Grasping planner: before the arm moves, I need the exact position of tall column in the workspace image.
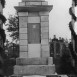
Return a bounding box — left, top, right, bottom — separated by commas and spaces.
40, 12, 49, 57
19, 12, 28, 58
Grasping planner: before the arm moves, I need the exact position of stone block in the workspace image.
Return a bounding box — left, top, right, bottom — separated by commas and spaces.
41, 22, 49, 27
28, 44, 41, 58
41, 16, 49, 22
19, 17, 28, 22
41, 32, 49, 39
11, 75, 22, 77
20, 40, 28, 45
19, 17, 28, 28
42, 1, 48, 5
28, 17, 40, 23
19, 52, 28, 58
39, 12, 49, 16
19, 22, 27, 28
29, 12, 39, 16
41, 45, 50, 52
14, 65, 55, 75
20, 33, 27, 40
20, 45, 28, 52
41, 26, 49, 33
41, 39, 49, 45
16, 57, 48, 65
26, 2, 42, 6
41, 51, 49, 57
19, 2, 26, 6
22, 0, 45, 2
11, 75, 58, 77
18, 12, 28, 16
48, 57, 53, 65
19, 28, 27, 33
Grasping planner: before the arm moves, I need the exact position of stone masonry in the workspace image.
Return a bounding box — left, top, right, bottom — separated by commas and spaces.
11, 0, 58, 77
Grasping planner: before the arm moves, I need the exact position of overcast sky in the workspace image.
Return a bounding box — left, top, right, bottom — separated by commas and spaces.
3, 0, 77, 41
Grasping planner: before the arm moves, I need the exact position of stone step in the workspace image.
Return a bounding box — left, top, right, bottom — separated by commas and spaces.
11, 75, 59, 77
16, 57, 53, 65
14, 65, 55, 75
22, 0, 45, 2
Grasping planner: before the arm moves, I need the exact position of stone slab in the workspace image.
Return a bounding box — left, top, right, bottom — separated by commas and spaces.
28, 17, 40, 23
19, 2, 26, 6
28, 44, 41, 58
19, 28, 27, 33
20, 45, 28, 52
19, 17, 28, 28
41, 45, 50, 52
20, 40, 28, 45
16, 58, 48, 65
42, 2, 48, 5
18, 12, 28, 16
39, 12, 49, 16
28, 12, 39, 16
41, 51, 49, 58
11, 75, 22, 77
20, 33, 27, 40
41, 16, 49, 22
14, 65, 55, 75
20, 52, 28, 58
48, 57, 53, 65
41, 39, 49, 45
11, 75, 59, 77
26, 2, 42, 6
41, 22, 49, 27
41, 27, 49, 33
41, 32, 49, 39
22, 0, 45, 2
19, 17, 28, 22
19, 22, 27, 28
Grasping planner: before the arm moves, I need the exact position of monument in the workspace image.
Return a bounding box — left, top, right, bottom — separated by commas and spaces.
12, 0, 57, 77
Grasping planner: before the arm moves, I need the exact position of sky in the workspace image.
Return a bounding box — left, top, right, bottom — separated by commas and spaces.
3, 0, 77, 41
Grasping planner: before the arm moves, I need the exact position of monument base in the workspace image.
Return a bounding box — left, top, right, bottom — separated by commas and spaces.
14, 65, 55, 75
11, 75, 59, 77
11, 57, 58, 77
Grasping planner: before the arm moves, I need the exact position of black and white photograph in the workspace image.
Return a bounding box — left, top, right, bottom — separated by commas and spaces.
0, 0, 77, 77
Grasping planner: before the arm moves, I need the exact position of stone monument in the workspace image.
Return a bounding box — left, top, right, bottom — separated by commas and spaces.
12, 0, 57, 77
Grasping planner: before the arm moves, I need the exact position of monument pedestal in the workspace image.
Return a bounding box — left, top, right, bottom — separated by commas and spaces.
12, 57, 57, 77
11, 0, 58, 77
14, 57, 55, 76
14, 59, 55, 76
